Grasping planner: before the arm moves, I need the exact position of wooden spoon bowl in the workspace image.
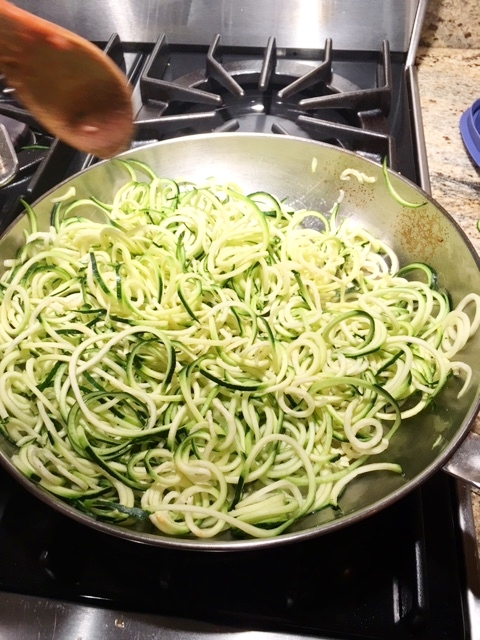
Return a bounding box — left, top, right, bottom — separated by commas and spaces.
0, 0, 134, 158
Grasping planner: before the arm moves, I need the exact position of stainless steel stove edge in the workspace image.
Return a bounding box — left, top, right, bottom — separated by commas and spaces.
407, 0, 429, 69
457, 482, 480, 640
0, 593, 323, 640
406, 65, 431, 193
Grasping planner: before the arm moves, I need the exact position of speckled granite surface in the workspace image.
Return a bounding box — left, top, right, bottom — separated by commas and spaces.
417, 47, 480, 246
421, 0, 480, 48
416, 46, 480, 550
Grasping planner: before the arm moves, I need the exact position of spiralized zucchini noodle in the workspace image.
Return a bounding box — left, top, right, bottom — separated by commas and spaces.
0, 158, 478, 540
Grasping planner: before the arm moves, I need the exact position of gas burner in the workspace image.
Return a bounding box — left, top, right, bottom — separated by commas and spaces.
135, 35, 395, 166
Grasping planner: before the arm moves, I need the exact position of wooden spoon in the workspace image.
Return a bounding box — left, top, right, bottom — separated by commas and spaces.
0, 0, 134, 158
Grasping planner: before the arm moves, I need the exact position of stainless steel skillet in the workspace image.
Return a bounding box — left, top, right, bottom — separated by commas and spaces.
0, 132, 479, 551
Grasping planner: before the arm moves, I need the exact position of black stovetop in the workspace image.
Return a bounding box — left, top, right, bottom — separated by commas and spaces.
0, 464, 467, 639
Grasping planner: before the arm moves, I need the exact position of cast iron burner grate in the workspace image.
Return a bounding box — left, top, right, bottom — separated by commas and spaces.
135, 35, 396, 167
0, 34, 400, 232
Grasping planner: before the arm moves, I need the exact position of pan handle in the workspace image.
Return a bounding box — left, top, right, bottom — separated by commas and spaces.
443, 431, 480, 490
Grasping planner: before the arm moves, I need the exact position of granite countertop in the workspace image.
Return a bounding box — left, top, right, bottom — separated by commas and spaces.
421, 1, 480, 49
416, 46, 480, 549
417, 48, 480, 242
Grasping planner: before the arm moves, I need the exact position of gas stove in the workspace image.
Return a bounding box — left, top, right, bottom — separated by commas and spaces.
0, 2, 479, 639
